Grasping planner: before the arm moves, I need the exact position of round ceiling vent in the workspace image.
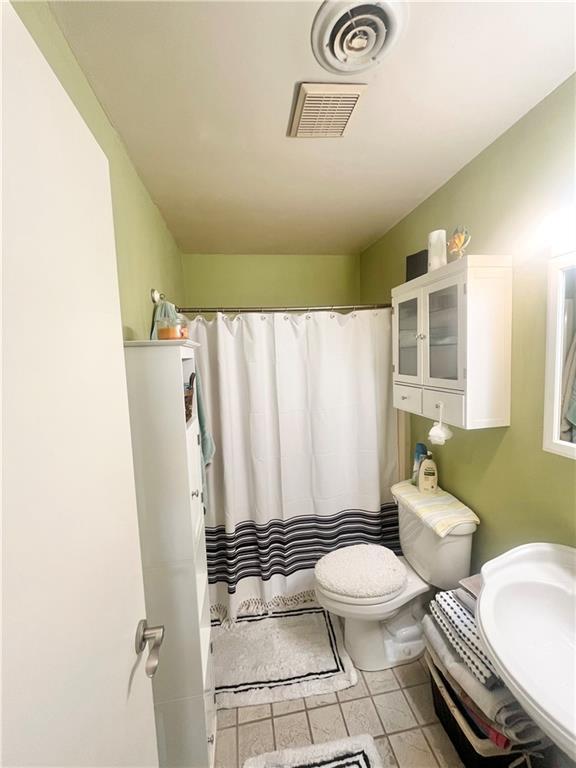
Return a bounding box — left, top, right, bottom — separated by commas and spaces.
311, 1, 406, 74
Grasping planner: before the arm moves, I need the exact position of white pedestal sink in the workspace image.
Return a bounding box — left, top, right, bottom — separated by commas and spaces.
477, 543, 576, 759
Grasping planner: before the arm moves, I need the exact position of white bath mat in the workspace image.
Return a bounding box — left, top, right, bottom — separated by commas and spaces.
243, 734, 384, 768
213, 606, 357, 707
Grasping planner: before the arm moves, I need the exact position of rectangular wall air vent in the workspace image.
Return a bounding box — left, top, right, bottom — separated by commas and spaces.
289, 82, 367, 138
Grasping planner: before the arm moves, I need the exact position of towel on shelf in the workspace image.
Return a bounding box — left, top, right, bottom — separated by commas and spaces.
391, 480, 480, 537
429, 600, 499, 688
423, 615, 549, 747
453, 586, 477, 615
435, 591, 497, 676
423, 615, 513, 718
459, 573, 483, 599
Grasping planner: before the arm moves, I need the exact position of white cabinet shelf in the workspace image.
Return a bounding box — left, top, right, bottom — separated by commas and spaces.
392, 255, 512, 430
124, 341, 216, 768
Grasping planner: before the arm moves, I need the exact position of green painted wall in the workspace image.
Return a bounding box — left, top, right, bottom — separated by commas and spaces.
182, 253, 360, 308
360, 76, 576, 568
14, 2, 184, 340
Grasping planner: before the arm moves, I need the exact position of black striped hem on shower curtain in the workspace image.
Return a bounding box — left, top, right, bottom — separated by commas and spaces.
205, 502, 401, 594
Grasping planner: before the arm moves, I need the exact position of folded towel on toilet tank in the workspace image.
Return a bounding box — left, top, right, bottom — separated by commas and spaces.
391, 481, 480, 537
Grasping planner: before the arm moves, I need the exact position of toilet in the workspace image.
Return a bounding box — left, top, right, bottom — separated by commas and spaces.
314, 493, 478, 671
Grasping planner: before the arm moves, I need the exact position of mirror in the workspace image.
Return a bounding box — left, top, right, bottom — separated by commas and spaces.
543, 252, 576, 459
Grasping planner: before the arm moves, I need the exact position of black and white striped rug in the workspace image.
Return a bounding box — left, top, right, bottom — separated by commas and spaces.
213, 606, 357, 708
242, 735, 384, 768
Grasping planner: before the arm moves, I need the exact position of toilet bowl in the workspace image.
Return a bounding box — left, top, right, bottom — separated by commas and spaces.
316, 554, 430, 670
314, 491, 478, 671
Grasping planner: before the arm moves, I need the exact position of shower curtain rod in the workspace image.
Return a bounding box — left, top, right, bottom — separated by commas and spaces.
151, 289, 391, 314
179, 303, 392, 313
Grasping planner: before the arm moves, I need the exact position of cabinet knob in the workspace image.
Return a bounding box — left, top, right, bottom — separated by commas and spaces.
401, 395, 408, 401
207, 735, 215, 745
191, 489, 200, 498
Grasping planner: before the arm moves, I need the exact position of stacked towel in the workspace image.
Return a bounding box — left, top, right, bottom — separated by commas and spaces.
423, 616, 549, 748
391, 481, 480, 537
429, 591, 500, 688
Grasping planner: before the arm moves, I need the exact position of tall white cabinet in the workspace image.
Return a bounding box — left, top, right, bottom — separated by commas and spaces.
124, 341, 216, 768
392, 255, 513, 429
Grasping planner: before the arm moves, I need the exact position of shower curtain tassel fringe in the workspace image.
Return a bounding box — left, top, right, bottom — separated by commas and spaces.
211, 590, 318, 626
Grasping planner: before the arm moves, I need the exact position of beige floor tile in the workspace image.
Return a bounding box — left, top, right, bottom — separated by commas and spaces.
374, 736, 399, 767
404, 684, 438, 726
307, 703, 348, 743
393, 661, 429, 688
238, 704, 272, 724
337, 675, 369, 702
215, 726, 237, 768
304, 692, 338, 708
217, 708, 237, 730
373, 690, 418, 734
273, 711, 312, 750
238, 719, 274, 765
423, 724, 463, 768
341, 697, 384, 738
389, 729, 439, 768
363, 668, 400, 695
272, 698, 305, 716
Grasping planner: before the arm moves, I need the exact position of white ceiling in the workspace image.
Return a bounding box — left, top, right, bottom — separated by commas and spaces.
51, 1, 575, 255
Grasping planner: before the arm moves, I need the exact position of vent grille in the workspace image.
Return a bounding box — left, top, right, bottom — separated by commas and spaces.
289, 83, 366, 138
311, 1, 407, 75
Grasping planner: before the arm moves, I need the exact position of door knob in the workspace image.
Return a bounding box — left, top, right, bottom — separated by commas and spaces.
135, 619, 165, 678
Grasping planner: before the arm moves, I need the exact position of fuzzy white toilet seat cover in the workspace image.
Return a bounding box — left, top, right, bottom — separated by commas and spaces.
315, 544, 407, 599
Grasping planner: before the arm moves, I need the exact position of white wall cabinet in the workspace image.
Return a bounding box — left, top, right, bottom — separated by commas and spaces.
124, 341, 216, 768
392, 256, 512, 429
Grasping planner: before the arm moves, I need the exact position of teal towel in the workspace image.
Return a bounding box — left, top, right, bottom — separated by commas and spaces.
195, 370, 215, 515
561, 333, 576, 441
196, 370, 215, 467
150, 299, 179, 339
566, 374, 576, 429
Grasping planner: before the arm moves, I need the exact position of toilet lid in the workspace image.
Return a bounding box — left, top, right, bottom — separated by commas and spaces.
314, 544, 407, 600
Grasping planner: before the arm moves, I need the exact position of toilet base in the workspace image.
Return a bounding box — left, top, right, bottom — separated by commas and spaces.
343, 599, 426, 671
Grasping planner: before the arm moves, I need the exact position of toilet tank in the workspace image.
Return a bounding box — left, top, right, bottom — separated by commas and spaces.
398, 499, 477, 590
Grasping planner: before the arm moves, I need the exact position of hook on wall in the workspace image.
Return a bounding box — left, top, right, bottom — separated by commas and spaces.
150, 288, 165, 304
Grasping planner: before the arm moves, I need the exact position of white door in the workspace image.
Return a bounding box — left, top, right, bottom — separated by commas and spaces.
422, 274, 467, 391
2, 5, 158, 766
392, 288, 423, 385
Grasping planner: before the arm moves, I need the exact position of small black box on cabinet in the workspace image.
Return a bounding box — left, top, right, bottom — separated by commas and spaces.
406, 250, 428, 282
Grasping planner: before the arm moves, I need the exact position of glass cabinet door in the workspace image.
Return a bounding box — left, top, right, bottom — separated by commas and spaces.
423, 278, 464, 389
395, 292, 421, 382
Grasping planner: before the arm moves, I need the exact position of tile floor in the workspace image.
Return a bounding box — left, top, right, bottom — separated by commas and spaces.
215, 658, 464, 767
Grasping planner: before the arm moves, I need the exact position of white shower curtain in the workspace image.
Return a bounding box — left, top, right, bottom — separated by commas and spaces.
189, 309, 398, 619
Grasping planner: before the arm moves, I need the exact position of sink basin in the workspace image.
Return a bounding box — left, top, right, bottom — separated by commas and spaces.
477, 543, 576, 758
